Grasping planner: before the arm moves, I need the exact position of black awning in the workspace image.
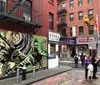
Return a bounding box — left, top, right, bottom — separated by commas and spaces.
0, 12, 42, 29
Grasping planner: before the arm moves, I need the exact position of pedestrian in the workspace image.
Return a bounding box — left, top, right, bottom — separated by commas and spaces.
87, 63, 93, 82
91, 55, 100, 79
80, 53, 85, 67
74, 54, 79, 68
84, 54, 92, 81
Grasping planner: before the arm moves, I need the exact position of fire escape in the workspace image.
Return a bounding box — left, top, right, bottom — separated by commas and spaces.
57, 0, 67, 40
0, 0, 43, 34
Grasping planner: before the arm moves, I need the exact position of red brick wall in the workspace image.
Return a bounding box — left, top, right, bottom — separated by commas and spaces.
65, 0, 99, 37
2, 0, 57, 36
36, 0, 57, 36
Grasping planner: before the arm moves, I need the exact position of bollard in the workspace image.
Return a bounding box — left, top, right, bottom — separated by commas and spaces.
16, 68, 20, 84
33, 65, 36, 78
22, 65, 26, 80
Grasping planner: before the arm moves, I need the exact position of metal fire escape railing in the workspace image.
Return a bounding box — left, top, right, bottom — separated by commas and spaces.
8, 0, 26, 15
5, 0, 43, 34
57, 0, 67, 37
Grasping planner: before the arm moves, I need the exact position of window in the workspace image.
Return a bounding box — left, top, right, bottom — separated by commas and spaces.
62, 28, 66, 36
49, 12, 54, 30
49, 44, 55, 58
61, 15, 66, 23
88, 9, 93, 18
88, 0, 93, 4
78, 0, 83, 6
79, 26, 84, 35
70, 13, 74, 22
62, 2, 66, 9
0, 0, 6, 12
78, 11, 83, 20
69, 0, 74, 8
89, 25, 94, 35
23, 0, 32, 21
70, 27, 72, 37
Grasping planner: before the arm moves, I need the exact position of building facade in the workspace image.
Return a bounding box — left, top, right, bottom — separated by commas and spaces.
0, 0, 57, 78
0, 0, 57, 36
57, 0, 100, 58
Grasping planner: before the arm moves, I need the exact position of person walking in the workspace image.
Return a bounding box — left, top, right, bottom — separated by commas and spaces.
80, 53, 85, 67
91, 55, 100, 79
74, 54, 79, 68
84, 54, 92, 81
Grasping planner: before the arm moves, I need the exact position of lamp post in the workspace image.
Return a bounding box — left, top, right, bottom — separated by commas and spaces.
97, 36, 100, 57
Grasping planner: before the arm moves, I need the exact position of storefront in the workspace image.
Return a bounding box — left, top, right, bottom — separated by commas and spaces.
59, 37, 76, 58
48, 31, 60, 68
76, 36, 97, 56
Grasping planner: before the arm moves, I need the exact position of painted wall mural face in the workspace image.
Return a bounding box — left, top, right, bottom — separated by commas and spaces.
0, 31, 47, 78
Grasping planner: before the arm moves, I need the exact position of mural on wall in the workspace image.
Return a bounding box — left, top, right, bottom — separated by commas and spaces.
0, 30, 47, 78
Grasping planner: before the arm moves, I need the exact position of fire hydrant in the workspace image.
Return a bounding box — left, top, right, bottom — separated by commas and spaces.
22, 65, 26, 80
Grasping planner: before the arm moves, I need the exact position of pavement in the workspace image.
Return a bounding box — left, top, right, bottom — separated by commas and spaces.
0, 66, 72, 85
31, 69, 100, 85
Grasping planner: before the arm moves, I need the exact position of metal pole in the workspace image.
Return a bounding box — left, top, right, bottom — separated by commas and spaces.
16, 68, 20, 84
33, 66, 36, 78
98, 37, 100, 57
97, 0, 100, 58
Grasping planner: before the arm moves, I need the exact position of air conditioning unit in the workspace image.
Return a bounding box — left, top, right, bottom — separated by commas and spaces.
23, 14, 31, 21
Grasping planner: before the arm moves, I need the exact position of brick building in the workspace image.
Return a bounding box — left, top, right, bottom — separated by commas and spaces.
0, 0, 57, 36
57, 0, 100, 58
0, 0, 57, 78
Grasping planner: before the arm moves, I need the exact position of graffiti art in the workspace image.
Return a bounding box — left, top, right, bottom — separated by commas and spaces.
0, 30, 47, 78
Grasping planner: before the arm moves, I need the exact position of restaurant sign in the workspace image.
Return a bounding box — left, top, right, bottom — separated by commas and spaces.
77, 37, 97, 44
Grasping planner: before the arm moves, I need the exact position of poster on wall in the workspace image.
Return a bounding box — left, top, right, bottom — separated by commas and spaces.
0, 30, 47, 79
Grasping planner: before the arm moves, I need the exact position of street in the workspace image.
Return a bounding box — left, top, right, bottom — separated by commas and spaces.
30, 61, 100, 85
31, 69, 100, 85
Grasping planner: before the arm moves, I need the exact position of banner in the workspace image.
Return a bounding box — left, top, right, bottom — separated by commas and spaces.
94, 15, 99, 35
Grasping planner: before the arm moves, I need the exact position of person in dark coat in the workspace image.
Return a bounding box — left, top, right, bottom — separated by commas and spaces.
91, 55, 100, 79
74, 54, 79, 68
80, 53, 85, 67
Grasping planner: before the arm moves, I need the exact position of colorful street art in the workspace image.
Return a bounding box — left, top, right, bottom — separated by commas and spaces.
0, 30, 47, 78
31, 70, 100, 85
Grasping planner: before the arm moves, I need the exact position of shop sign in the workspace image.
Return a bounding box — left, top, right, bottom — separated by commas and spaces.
59, 38, 76, 45
66, 38, 76, 45
49, 32, 60, 42
77, 37, 97, 44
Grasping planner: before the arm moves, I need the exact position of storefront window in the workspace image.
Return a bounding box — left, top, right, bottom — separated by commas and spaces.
49, 44, 55, 58
62, 45, 67, 52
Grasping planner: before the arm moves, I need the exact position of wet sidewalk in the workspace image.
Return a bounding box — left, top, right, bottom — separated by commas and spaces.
0, 66, 72, 85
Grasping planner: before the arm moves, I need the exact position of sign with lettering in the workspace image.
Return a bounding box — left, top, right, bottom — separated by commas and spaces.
59, 38, 76, 45
49, 31, 60, 42
77, 37, 97, 44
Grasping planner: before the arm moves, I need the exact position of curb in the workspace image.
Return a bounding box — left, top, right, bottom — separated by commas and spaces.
19, 66, 72, 85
